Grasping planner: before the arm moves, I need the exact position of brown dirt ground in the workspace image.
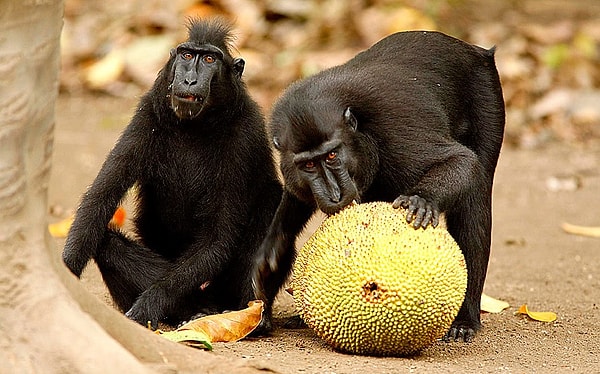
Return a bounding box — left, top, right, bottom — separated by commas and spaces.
50, 93, 600, 373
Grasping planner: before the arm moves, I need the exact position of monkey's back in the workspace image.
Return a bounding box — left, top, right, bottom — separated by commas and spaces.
368, 31, 502, 154
285, 30, 505, 173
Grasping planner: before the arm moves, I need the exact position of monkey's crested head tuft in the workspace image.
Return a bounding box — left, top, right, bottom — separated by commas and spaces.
186, 17, 236, 55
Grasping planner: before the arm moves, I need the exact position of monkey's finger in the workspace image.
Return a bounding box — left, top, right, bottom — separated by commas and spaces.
405, 209, 415, 223
453, 326, 474, 342
420, 209, 434, 229
463, 328, 475, 343
391, 195, 409, 209
408, 195, 426, 225
442, 326, 462, 342
443, 325, 475, 343
412, 207, 428, 228
442, 327, 454, 342
432, 211, 440, 228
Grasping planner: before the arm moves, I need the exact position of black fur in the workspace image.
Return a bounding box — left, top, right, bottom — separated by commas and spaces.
62, 18, 282, 328
253, 31, 505, 341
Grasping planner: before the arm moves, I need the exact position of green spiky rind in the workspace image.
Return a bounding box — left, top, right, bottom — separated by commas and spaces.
293, 202, 467, 356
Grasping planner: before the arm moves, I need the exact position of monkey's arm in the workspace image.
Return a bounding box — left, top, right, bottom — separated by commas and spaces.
392, 143, 481, 229
62, 120, 146, 277
253, 191, 314, 300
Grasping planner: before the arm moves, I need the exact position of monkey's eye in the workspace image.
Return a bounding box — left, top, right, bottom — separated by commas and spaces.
202, 54, 216, 63
326, 151, 337, 161
305, 161, 315, 169
181, 52, 194, 61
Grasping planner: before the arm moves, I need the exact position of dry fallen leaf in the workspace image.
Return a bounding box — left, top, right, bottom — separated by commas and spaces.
480, 293, 510, 313
84, 49, 125, 89
156, 329, 213, 350
110, 206, 126, 228
516, 304, 557, 322
158, 300, 264, 349
561, 222, 600, 238
180, 300, 263, 342
48, 215, 74, 238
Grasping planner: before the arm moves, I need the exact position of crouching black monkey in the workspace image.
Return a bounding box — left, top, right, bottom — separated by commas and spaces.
62, 18, 282, 328
253, 31, 505, 342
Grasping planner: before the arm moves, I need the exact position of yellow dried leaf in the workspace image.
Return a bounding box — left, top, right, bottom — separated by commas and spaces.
156, 329, 212, 350
48, 215, 74, 238
84, 49, 125, 89
517, 304, 557, 322
561, 222, 600, 238
386, 7, 437, 34
178, 300, 263, 343
480, 293, 509, 313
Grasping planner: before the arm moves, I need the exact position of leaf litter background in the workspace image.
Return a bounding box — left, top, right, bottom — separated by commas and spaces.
51, 0, 600, 373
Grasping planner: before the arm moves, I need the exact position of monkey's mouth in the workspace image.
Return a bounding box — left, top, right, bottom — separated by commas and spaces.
175, 93, 204, 104
171, 92, 207, 119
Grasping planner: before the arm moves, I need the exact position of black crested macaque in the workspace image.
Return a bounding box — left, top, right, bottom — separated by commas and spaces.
253, 31, 505, 342
62, 18, 282, 328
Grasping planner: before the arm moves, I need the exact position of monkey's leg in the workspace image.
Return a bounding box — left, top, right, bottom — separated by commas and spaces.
94, 230, 171, 313
443, 182, 492, 342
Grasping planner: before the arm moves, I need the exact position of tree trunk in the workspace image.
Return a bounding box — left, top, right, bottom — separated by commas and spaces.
0, 1, 271, 373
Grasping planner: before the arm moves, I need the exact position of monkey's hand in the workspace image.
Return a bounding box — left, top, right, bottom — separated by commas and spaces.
62, 246, 86, 277
125, 286, 167, 330
392, 194, 440, 229
252, 235, 282, 302
62, 234, 95, 277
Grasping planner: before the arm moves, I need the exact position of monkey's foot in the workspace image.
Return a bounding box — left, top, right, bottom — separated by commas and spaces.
442, 322, 477, 343
282, 314, 307, 329
250, 314, 273, 337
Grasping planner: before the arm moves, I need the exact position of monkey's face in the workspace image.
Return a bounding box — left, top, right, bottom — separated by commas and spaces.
274, 106, 361, 215
168, 43, 223, 120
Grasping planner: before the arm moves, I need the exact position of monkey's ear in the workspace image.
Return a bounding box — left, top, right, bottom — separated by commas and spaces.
233, 58, 245, 78
344, 107, 358, 131
273, 136, 282, 150
170, 48, 176, 58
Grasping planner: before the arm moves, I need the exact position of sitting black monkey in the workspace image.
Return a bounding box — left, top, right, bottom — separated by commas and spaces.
253, 31, 505, 342
62, 18, 282, 328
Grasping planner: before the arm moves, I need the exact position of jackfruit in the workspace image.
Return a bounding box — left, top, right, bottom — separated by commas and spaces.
293, 201, 467, 356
